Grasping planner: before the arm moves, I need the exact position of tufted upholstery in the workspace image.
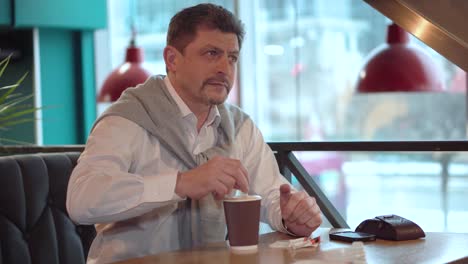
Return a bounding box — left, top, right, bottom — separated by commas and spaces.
0, 152, 96, 264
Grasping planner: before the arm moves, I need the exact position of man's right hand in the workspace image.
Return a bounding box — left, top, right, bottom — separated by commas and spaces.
174, 156, 249, 200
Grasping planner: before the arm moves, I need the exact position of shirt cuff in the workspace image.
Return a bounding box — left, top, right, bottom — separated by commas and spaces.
142, 169, 185, 202
281, 218, 300, 237
270, 204, 298, 236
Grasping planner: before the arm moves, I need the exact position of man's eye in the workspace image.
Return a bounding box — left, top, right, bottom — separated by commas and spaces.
207, 50, 218, 56
229, 55, 238, 63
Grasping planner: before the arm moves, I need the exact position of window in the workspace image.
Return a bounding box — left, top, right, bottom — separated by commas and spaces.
103, 0, 234, 82
239, 0, 464, 142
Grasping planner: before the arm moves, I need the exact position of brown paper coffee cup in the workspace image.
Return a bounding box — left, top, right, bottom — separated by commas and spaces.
223, 195, 262, 253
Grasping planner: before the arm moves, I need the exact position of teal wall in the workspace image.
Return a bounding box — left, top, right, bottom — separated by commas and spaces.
0, 0, 106, 145
39, 29, 97, 144
78, 31, 97, 139
0, 28, 99, 145
39, 29, 78, 144
14, 0, 106, 29
0, 0, 11, 25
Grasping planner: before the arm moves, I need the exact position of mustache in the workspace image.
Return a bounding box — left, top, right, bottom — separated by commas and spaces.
203, 76, 231, 89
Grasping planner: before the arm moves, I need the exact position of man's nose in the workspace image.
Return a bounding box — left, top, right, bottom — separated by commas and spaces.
216, 55, 231, 74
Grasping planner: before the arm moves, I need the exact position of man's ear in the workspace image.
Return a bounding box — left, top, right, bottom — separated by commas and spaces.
164, 46, 178, 72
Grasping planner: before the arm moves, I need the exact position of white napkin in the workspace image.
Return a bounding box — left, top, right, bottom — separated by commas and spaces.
269, 237, 320, 250
318, 241, 367, 263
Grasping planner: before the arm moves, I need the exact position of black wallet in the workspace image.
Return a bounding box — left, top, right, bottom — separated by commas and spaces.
355, 214, 425, 241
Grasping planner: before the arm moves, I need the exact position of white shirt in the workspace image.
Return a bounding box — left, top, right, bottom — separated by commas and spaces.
66, 77, 291, 264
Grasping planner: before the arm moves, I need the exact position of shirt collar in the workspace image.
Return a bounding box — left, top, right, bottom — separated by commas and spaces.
164, 77, 192, 118
207, 104, 221, 127
164, 76, 221, 127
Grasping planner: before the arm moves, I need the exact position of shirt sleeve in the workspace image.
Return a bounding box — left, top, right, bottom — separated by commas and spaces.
237, 119, 296, 233
66, 116, 184, 225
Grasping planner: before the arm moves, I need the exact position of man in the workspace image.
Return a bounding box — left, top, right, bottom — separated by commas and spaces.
67, 3, 322, 263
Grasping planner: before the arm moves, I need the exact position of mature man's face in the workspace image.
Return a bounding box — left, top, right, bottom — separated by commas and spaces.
171, 28, 239, 109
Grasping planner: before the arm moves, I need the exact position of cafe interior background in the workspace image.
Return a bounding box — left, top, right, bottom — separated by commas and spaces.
1, 0, 467, 234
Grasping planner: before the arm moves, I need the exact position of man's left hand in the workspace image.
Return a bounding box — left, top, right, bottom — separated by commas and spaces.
279, 184, 322, 237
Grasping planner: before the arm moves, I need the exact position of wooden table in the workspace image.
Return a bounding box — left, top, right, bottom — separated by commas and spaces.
114, 229, 468, 264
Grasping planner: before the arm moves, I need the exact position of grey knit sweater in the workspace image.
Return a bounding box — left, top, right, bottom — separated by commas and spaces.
93, 75, 250, 248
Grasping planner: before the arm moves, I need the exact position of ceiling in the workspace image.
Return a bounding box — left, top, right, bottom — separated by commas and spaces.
364, 0, 468, 72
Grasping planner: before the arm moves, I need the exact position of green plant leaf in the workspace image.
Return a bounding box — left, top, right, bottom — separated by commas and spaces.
0, 117, 36, 129
0, 54, 12, 78
0, 84, 20, 91
0, 107, 41, 122
0, 104, 33, 115
0, 72, 28, 104
0, 94, 34, 114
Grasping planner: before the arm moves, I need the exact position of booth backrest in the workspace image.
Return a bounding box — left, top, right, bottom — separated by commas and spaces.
0, 152, 96, 264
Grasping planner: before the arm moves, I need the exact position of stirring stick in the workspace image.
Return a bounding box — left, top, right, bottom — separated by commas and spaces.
227, 189, 248, 198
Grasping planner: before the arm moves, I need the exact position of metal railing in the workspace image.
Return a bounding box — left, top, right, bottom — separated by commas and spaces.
3, 140, 468, 229
269, 140, 468, 229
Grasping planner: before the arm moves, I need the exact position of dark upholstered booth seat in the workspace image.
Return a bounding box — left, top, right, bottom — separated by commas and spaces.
0, 152, 96, 264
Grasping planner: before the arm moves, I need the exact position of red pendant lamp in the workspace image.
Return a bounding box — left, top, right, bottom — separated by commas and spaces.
356, 23, 444, 93
98, 29, 151, 102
